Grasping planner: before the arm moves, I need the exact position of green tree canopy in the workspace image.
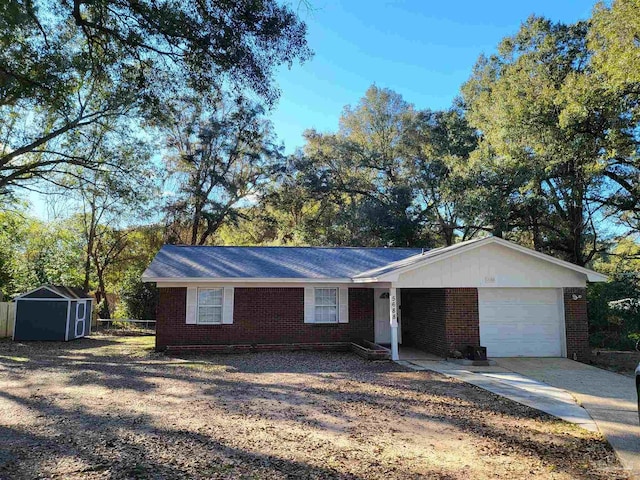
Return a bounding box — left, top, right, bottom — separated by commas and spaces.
162, 94, 283, 245
462, 16, 639, 265
0, 0, 311, 194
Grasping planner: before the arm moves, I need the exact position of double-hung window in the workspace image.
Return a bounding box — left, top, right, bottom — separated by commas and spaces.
314, 287, 338, 323
197, 288, 223, 324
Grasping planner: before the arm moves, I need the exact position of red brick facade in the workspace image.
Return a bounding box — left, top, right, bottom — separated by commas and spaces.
156, 287, 373, 350
157, 285, 589, 361
444, 288, 481, 354
401, 288, 446, 354
400, 288, 480, 357
563, 287, 590, 363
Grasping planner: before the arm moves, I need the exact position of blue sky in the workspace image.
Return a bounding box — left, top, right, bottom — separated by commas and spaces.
270, 0, 595, 154
28, 0, 595, 218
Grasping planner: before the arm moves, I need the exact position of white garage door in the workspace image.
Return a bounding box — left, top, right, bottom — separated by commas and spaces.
479, 288, 564, 357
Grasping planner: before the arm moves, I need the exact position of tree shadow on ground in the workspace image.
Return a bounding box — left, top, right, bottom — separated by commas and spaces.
0, 338, 624, 479
0, 390, 466, 480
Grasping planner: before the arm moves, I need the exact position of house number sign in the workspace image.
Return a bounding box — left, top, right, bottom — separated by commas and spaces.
390, 294, 397, 323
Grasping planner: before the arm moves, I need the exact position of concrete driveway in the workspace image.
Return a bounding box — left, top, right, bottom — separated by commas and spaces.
496, 358, 640, 478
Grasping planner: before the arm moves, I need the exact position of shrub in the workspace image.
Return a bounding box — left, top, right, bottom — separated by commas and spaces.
118, 268, 158, 320
588, 272, 640, 350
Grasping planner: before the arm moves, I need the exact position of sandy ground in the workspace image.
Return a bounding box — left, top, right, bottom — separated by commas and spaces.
0, 335, 627, 479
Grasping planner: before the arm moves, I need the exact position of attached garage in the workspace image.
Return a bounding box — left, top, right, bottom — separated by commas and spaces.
355, 236, 608, 361
478, 288, 565, 357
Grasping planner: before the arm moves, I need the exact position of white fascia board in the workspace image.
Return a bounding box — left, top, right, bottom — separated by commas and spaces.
15, 298, 72, 302
352, 276, 396, 283
358, 237, 608, 283
14, 297, 93, 302
14, 285, 67, 300
146, 277, 354, 285
155, 280, 395, 288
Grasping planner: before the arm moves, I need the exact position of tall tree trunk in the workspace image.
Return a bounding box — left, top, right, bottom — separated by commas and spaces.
441, 223, 455, 246
190, 202, 202, 245
83, 198, 97, 291
568, 164, 586, 267
96, 268, 110, 319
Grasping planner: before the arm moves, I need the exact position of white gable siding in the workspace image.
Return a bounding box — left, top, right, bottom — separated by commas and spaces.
394, 242, 587, 288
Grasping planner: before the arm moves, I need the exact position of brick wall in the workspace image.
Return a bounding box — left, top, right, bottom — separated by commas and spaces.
156, 287, 373, 350
444, 288, 480, 353
564, 287, 590, 363
401, 289, 447, 355
400, 288, 479, 357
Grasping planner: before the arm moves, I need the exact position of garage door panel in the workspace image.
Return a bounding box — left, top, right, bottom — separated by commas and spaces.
479, 288, 564, 357
480, 288, 559, 304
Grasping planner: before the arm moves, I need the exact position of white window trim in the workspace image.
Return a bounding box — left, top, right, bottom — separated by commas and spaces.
197, 287, 224, 325
76, 300, 87, 322
314, 287, 338, 324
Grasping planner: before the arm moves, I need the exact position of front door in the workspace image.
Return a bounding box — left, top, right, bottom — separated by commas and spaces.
374, 289, 390, 344
374, 289, 401, 344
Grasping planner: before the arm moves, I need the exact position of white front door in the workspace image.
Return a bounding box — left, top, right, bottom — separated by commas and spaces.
479, 288, 564, 357
374, 289, 401, 344
374, 289, 390, 344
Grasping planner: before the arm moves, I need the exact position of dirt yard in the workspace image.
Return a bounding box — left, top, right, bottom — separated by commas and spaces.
0, 335, 627, 479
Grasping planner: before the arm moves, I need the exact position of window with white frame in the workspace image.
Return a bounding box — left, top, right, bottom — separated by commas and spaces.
197, 288, 223, 324
314, 287, 338, 323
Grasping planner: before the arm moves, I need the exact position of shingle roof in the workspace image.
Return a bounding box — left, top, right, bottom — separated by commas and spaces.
18, 285, 90, 300
48, 285, 89, 299
143, 246, 424, 280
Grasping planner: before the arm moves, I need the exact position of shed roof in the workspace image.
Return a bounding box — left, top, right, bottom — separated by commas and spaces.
142, 246, 423, 281
17, 285, 90, 300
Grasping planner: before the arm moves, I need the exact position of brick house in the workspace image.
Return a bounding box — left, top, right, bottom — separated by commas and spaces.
142, 237, 606, 362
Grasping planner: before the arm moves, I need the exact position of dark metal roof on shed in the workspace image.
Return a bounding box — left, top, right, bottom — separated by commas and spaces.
18, 285, 89, 300
47, 285, 89, 299
142, 246, 424, 280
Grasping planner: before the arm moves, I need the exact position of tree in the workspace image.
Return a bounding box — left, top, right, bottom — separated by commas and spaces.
588, 237, 640, 349
408, 107, 479, 245
589, 0, 640, 87
291, 86, 427, 247
42, 120, 158, 317
260, 86, 482, 248
0, 0, 311, 194
0, 206, 28, 299
118, 267, 158, 320
461, 17, 639, 265
163, 95, 283, 245
588, 0, 640, 233
89, 226, 129, 317
10, 216, 86, 294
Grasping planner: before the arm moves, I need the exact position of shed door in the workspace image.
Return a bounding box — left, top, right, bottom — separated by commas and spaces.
75, 300, 87, 338
479, 288, 564, 357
